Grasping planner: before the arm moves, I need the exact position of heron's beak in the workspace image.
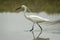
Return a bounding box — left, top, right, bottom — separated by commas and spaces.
16, 7, 21, 11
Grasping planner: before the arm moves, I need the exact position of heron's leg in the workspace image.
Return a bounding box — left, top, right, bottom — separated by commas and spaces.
36, 23, 42, 37
30, 23, 34, 31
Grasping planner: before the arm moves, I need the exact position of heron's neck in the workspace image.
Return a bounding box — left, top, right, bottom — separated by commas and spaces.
24, 7, 28, 18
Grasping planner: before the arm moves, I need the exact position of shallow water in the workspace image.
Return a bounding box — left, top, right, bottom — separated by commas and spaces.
0, 12, 60, 40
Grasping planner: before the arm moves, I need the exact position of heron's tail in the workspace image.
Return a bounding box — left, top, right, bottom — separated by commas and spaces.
45, 20, 60, 25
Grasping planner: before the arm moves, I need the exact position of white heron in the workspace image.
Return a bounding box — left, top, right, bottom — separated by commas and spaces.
16, 5, 50, 35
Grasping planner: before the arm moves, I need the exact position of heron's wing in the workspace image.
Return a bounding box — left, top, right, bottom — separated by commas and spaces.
29, 15, 49, 22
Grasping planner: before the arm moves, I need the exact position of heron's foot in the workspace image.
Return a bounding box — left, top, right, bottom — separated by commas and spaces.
24, 29, 33, 32
29, 28, 33, 32
29, 29, 33, 32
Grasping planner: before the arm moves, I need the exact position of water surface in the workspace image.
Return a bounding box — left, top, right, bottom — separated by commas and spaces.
0, 12, 60, 40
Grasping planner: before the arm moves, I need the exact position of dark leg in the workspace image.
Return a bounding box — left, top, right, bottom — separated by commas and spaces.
36, 23, 42, 37
30, 23, 34, 31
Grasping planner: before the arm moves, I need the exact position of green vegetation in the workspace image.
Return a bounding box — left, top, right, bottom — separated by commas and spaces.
0, 0, 60, 14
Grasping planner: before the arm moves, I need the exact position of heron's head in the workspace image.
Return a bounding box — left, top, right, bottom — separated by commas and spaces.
21, 5, 27, 9
16, 5, 27, 11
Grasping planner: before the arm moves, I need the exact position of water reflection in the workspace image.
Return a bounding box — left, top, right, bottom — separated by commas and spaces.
31, 31, 49, 40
